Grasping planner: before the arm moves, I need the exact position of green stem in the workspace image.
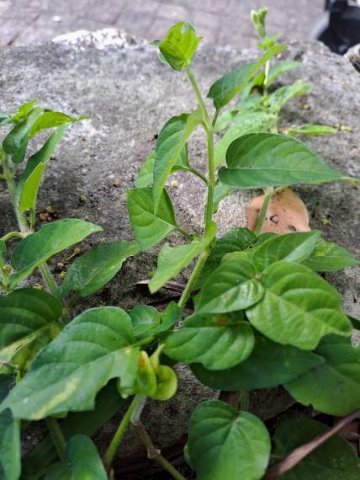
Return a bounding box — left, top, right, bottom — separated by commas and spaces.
178, 251, 209, 309
39, 263, 58, 294
254, 190, 272, 235
212, 109, 219, 128
0, 231, 24, 242
186, 166, 208, 186
186, 67, 211, 128
46, 417, 66, 462
204, 129, 215, 233
103, 395, 141, 469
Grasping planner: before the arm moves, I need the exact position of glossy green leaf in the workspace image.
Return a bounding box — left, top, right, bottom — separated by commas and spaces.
266, 60, 301, 86
127, 187, 177, 249
0, 409, 20, 480
253, 231, 320, 269
153, 111, 201, 211
266, 80, 311, 112
219, 133, 342, 189
9, 219, 102, 287
29, 111, 84, 138
58, 240, 140, 298
1, 307, 141, 420
2, 107, 43, 163
17, 125, 68, 215
198, 228, 256, 284
187, 400, 271, 480
46, 435, 107, 480
0, 288, 62, 372
135, 152, 156, 188
286, 336, 360, 415
273, 417, 360, 479
192, 333, 324, 391
129, 305, 161, 337
195, 257, 264, 314
247, 261, 352, 350
287, 123, 337, 136
149, 240, 203, 293
303, 240, 358, 272
214, 110, 277, 167
158, 22, 201, 71
207, 44, 286, 110
164, 313, 254, 370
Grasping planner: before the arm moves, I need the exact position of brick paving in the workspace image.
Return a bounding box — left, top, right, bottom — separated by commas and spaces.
1, 0, 324, 47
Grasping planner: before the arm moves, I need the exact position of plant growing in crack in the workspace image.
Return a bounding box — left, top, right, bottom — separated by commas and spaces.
0, 7, 359, 480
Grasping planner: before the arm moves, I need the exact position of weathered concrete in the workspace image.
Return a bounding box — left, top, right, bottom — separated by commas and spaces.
0, 31, 359, 466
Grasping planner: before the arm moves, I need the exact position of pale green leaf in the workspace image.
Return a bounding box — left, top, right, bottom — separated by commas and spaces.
303, 240, 358, 272
266, 80, 311, 112
219, 133, 343, 189
158, 22, 201, 71
11, 99, 37, 122
29, 111, 84, 138
149, 240, 203, 293
164, 313, 254, 370
187, 400, 271, 480
1, 307, 141, 420
287, 123, 337, 136
0, 409, 20, 480
247, 261, 352, 350
9, 219, 102, 288
286, 336, 360, 415
135, 152, 156, 188
127, 187, 177, 249
266, 60, 301, 86
58, 240, 140, 298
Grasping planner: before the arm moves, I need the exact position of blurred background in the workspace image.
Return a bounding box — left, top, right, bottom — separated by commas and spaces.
1, 0, 324, 48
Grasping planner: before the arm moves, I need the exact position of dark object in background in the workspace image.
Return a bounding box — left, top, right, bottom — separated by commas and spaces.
317, 0, 360, 54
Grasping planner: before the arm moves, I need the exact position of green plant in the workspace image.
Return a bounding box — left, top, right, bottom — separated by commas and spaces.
0, 8, 359, 480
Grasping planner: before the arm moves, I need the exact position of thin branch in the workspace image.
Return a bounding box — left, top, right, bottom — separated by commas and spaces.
264, 409, 360, 479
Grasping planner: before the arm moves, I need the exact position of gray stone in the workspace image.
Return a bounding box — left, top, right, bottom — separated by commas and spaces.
0, 31, 359, 465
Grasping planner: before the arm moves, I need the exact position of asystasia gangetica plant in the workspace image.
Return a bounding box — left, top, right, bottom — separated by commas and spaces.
1, 8, 360, 480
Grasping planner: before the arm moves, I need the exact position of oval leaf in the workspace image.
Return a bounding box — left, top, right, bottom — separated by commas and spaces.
195, 257, 264, 314
9, 219, 102, 287
158, 22, 201, 71
303, 240, 358, 272
164, 313, 254, 370
0, 409, 20, 480
58, 240, 140, 298
219, 133, 342, 189
246, 261, 352, 350
286, 336, 360, 415
187, 400, 271, 480
1, 307, 140, 420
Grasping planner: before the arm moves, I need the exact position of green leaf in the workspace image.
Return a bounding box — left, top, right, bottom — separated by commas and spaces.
16, 125, 68, 215
1, 307, 141, 420
0, 113, 11, 126
251, 7, 268, 38
192, 333, 324, 391
266, 80, 311, 112
129, 305, 161, 337
149, 240, 203, 293
187, 400, 271, 480
0, 376, 15, 403
2, 107, 43, 163
303, 240, 358, 272
58, 240, 140, 298
198, 228, 256, 284
46, 435, 107, 480
286, 336, 360, 415
164, 313, 254, 370
127, 187, 177, 249
207, 45, 286, 110
153, 111, 201, 212
266, 60, 301, 86
247, 261, 352, 350
219, 133, 343, 189
214, 110, 278, 167
273, 417, 360, 479
0, 409, 20, 480
212, 183, 237, 212
158, 22, 201, 71
9, 219, 102, 288
135, 152, 156, 188
195, 257, 264, 314
0, 288, 62, 372
253, 231, 320, 269
29, 111, 84, 138
11, 99, 37, 122
287, 123, 337, 136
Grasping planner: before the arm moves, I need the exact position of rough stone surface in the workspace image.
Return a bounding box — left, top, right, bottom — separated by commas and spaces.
0, 32, 359, 462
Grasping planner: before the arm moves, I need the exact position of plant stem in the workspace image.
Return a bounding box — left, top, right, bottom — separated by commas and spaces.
186, 67, 211, 128
39, 263, 58, 294
46, 417, 66, 463
178, 251, 208, 309
132, 420, 187, 480
0, 231, 24, 242
103, 395, 141, 469
254, 190, 272, 235
204, 129, 215, 234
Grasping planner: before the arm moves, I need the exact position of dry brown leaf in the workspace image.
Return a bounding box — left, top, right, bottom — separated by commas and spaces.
246, 188, 311, 234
